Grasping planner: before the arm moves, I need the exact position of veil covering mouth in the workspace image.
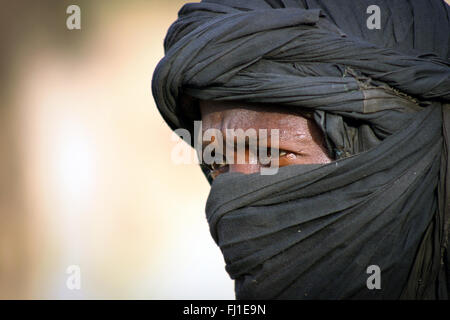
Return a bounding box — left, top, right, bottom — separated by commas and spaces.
152, 0, 450, 299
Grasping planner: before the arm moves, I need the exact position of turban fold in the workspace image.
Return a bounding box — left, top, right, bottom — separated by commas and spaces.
152, 0, 450, 299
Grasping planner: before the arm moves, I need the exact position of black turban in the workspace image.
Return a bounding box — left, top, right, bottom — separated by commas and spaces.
152, 0, 450, 299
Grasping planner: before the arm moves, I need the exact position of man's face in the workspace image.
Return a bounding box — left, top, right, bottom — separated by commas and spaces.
199, 99, 332, 179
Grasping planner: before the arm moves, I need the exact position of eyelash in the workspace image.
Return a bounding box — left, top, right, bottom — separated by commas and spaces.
203, 149, 290, 173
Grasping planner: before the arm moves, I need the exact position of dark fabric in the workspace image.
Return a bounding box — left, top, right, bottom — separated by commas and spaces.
152, 0, 450, 299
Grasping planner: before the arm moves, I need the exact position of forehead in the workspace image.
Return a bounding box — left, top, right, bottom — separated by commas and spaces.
199, 100, 312, 134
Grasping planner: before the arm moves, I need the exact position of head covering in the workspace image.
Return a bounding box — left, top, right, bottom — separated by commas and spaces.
152, 0, 450, 299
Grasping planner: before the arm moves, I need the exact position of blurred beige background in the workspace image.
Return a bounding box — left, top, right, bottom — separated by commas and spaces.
0, 0, 233, 299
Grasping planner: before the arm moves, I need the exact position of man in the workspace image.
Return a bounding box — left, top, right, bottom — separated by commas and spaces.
152, 0, 450, 299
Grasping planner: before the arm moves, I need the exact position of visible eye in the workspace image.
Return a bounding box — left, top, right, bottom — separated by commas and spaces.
268, 149, 293, 160
261, 149, 299, 169
211, 162, 228, 171
203, 153, 229, 180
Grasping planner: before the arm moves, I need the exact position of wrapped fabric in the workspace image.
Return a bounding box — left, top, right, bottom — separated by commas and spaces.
152, 0, 450, 299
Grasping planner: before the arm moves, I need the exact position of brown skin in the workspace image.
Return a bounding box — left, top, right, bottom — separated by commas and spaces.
199, 99, 332, 179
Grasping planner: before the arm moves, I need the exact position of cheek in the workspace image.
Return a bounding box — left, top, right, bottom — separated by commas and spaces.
302, 141, 332, 164
228, 163, 261, 175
